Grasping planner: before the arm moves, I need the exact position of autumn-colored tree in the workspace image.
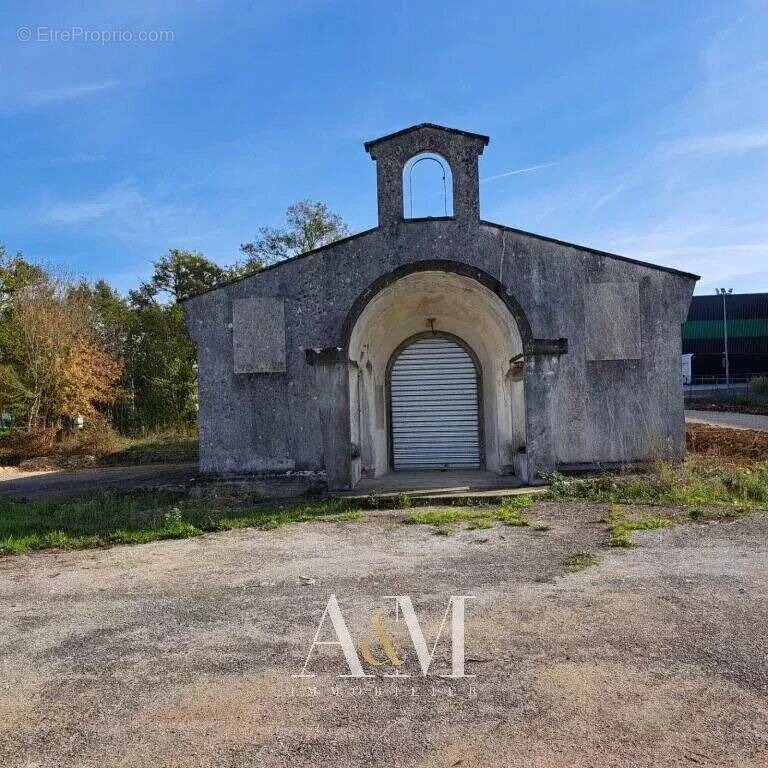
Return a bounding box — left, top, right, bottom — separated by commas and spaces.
59, 337, 124, 423
0, 253, 123, 432
82, 252, 215, 433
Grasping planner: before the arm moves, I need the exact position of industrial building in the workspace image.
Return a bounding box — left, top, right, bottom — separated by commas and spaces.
683, 293, 768, 385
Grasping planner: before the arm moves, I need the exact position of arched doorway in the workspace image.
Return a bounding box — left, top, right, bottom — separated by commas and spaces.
388, 333, 482, 471
346, 267, 527, 478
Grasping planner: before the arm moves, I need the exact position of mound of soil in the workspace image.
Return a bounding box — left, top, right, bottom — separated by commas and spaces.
686, 422, 768, 461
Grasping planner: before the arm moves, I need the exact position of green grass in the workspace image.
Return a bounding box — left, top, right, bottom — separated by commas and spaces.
0, 493, 366, 556
394, 492, 413, 509
604, 506, 673, 548
403, 494, 537, 532
565, 552, 598, 572
0, 488, 544, 557
497, 495, 535, 526
546, 459, 768, 510
403, 507, 492, 525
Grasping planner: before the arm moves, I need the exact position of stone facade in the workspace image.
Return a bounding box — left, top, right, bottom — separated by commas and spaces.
183, 123, 698, 488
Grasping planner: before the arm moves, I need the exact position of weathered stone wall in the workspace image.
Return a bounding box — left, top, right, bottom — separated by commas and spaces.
184, 220, 695, 478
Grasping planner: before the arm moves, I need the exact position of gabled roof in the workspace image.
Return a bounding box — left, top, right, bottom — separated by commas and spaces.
364, 123, 490, 152
481, 221, 700, 281
180, 227, 378, 302
182, 219, 698, 303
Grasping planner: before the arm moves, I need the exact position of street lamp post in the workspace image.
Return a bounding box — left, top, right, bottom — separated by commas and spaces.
716, 288, 733, 390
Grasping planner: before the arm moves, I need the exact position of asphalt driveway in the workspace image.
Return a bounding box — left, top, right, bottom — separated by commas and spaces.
686, 409, 768, 431
2, 503, 768, 767
0, 462, 196, 499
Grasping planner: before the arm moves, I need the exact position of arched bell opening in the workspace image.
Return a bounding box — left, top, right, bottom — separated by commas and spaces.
402, 152, 454, 219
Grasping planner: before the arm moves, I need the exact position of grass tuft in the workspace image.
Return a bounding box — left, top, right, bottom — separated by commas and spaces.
565, 552, 598, 571
319, 511, 365, 522
467, 518, 495, 530
604, 506, 673, 548
497, 495, 533, 527
403, 494, 537, 533
403, 507, 491, 525
394, 493, 413, 509
686, 504, 748, 522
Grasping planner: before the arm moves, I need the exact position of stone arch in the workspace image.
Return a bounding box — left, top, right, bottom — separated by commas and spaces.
346, 268, 527, 478
341, 259, 534, 355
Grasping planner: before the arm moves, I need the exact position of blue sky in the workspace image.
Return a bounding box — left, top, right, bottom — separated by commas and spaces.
1, 1, 767, 295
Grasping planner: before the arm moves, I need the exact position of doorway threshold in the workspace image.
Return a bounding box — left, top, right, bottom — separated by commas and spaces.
334, 470, 545, 502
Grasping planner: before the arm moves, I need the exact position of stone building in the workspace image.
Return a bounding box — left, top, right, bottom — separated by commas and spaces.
183, 123, 697, 489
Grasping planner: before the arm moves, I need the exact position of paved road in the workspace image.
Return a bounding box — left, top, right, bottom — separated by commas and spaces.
685, 409, 768, 431
0, 462, 197, 499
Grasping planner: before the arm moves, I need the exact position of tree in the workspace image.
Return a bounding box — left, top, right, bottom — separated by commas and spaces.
124, 302, 198, 430
0, 253, 123, 432
130, 249, 226, 305
0, 245, 46, 313
106, 249, 225, 431
239, 200, 349, 271
58, 336, 124, 424
89, 279, 133, 358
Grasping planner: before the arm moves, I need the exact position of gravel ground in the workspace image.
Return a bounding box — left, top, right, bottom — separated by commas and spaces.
2, 502, 768, 767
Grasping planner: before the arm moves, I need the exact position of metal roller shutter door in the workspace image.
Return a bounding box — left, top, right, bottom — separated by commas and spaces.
390, 336, 481, 470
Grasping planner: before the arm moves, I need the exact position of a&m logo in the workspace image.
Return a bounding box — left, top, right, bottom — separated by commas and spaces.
294, 594, 475, 678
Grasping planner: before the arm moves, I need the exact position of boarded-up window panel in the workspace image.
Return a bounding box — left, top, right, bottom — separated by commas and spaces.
232, 298, 287, 373
585, 282, 641, 361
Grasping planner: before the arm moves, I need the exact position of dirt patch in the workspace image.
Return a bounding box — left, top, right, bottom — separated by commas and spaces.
686, 422, 768, 461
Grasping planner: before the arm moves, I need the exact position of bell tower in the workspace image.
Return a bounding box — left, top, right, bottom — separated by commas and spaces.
364, 123, 489, 227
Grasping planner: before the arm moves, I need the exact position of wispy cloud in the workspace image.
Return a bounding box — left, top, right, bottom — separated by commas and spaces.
45, 197, 113, 225
28, 79, 121, 106
41, 181, 188, 241
665, 128, 768, 157
592, 182, 627, 211
487, 6, 768, 295
481, 162, 559, 184
599, 206, 768, 292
